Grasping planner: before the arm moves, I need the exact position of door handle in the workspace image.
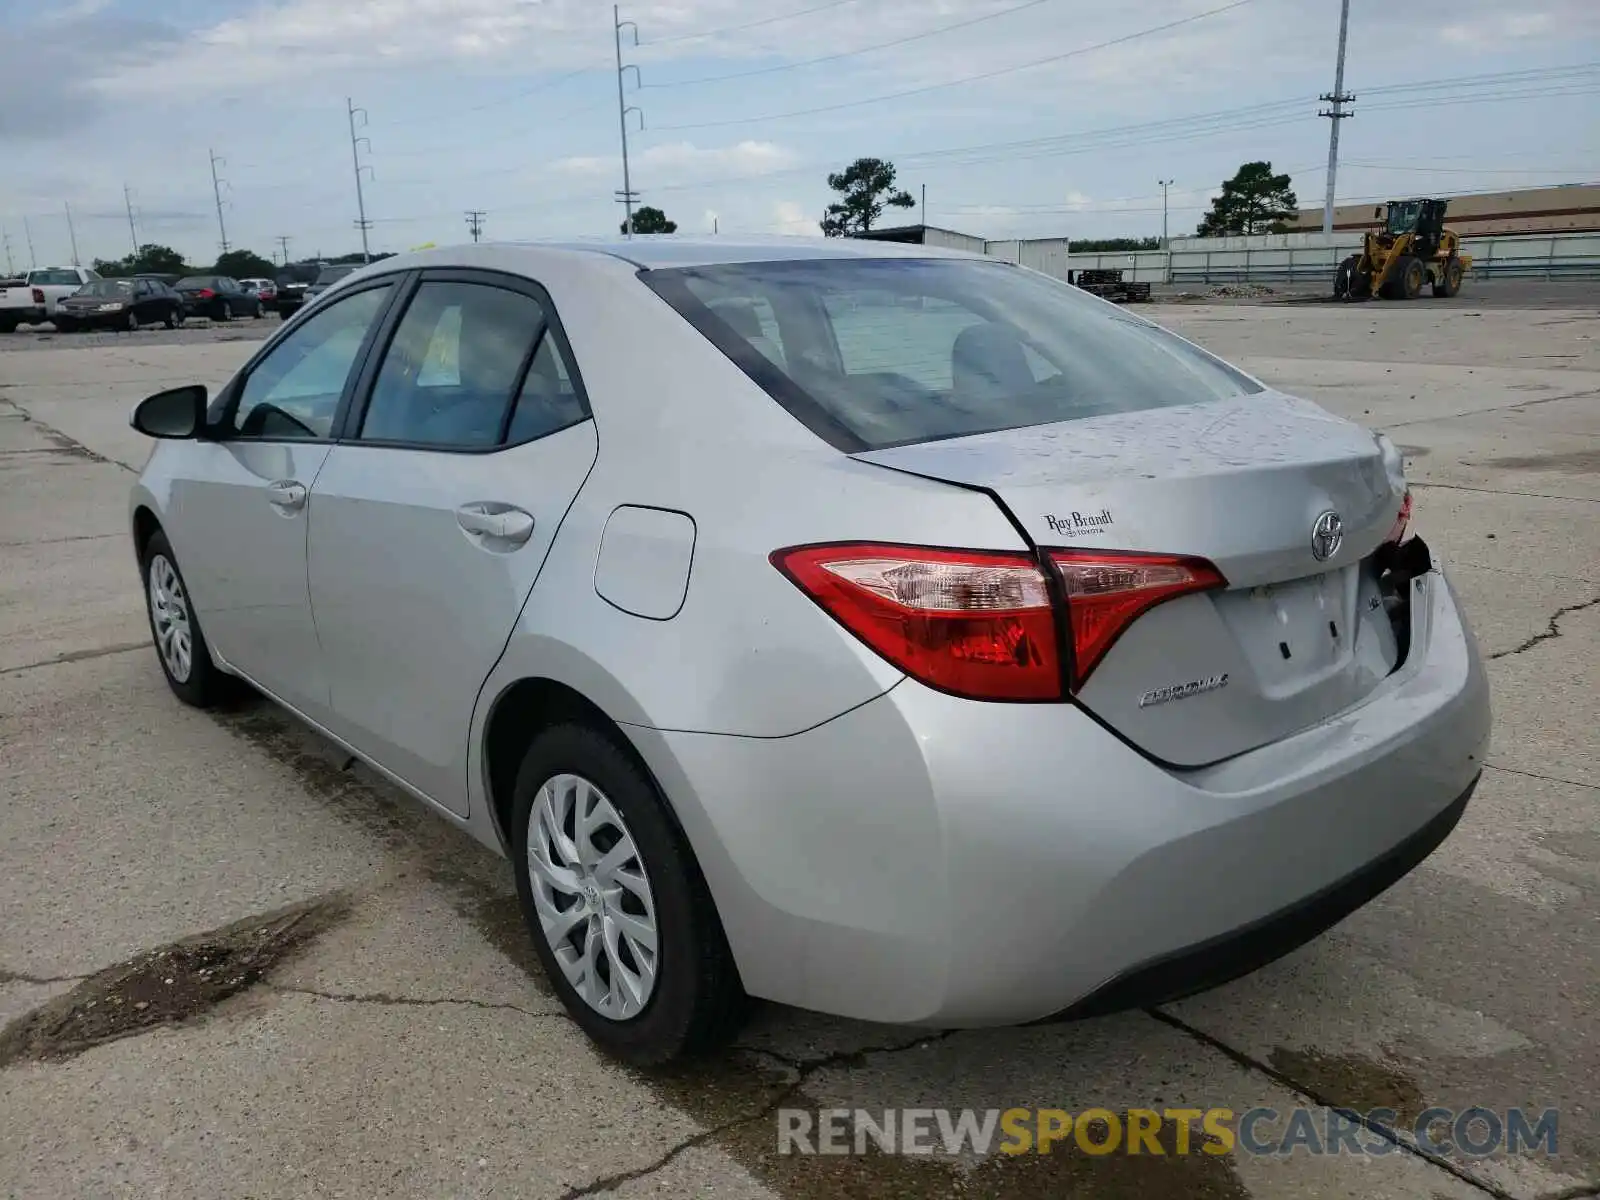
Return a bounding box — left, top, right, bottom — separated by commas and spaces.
456, 503, 535, 546
266, 479, 307, 511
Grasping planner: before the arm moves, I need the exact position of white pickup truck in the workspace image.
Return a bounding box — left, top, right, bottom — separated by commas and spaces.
0, 266, 101, 332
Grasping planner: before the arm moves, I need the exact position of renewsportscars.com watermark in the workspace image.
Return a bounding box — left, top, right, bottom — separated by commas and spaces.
778, 1106, 1561, 1158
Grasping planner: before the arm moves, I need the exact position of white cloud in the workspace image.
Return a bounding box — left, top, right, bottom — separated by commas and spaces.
770, 200, 819, 236
1441, 12, 1555, 45
552, 140, 795, 179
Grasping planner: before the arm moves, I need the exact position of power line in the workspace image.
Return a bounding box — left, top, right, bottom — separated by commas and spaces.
643, 0, 863, 47
649, 0, 1256, 130
643, 0, 1059, 89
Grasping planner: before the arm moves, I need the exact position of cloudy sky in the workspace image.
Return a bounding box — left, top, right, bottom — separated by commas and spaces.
2, 0, 1596, 268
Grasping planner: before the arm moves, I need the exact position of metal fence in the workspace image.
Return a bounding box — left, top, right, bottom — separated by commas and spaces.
990, 232, 1600, 287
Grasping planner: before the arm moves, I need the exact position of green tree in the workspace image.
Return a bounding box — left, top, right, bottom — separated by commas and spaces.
623, 206, 677, 235
90, 244, 190, 277
215, 249, 278, 279
1068, 237, 1161, 252
820, 157, 915, 237
1196, 162, 1298, 237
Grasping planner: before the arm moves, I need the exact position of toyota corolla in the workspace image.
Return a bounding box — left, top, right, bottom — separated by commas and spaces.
126, 238, 1490, 1063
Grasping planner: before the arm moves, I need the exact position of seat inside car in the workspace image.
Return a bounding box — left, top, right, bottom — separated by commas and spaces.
951, 322, 1037, 404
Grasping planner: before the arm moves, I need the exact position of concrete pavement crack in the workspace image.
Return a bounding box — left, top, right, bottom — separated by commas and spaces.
1409, 481, 1600, 504
556, 1029, 961, 1199
1484, 762, 1600, 791
0, 642, 148, 676
1146, 1008, 1514, 1199
0, 398, 138, 473
1534, 1184, 1600, 1200
262, 982, 566, 1023
0, 967, 87, 986
1487, 595, 1600, 660
1385, 386, 1600, 429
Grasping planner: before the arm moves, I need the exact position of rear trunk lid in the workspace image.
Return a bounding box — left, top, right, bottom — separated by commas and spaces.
855, 390, 1411, 766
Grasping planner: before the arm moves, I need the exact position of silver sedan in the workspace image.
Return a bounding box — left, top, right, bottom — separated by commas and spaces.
127, 238, 1491, 1063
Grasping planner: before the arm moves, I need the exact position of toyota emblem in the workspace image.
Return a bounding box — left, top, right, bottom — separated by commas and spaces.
1311, 511, 1344, 561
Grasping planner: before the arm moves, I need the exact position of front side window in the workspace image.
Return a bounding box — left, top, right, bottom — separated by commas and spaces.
229, 284, 392, 440
643, 258, 1261, 451
359, 280, 567, 448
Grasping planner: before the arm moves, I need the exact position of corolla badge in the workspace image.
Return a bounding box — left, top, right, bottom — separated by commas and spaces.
1138, 673, 1229, 709
1311, 510, 1344, 561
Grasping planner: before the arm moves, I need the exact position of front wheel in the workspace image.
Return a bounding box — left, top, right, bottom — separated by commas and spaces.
163, 306, 179, 329
141, 530, 238, 708
1433, 258, 1464, 298
511, 724, 745, 1064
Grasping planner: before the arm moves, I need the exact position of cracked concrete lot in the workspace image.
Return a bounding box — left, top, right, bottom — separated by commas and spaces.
1, 288, 1596, 1199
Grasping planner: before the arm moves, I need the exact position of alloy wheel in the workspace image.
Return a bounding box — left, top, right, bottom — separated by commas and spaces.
526, 773, 659, 1019
147, 554, 193, 683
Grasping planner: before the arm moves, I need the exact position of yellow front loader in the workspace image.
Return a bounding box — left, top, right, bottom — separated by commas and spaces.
1334, 198, 1471, 301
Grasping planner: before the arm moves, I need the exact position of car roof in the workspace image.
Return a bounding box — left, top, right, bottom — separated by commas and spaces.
353, 235, 981, 279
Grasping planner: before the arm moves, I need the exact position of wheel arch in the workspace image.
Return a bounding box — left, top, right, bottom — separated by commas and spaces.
132, 503, 162, 563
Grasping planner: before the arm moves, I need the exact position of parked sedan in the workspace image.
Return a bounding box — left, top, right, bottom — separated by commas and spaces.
54, 277, 184, 332
172, 275, 263, 321
126, 240, 1490, 1064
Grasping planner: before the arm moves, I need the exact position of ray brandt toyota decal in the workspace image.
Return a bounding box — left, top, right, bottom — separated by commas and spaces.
1138, 674, 1230, 709
1044, 509, 1114, 536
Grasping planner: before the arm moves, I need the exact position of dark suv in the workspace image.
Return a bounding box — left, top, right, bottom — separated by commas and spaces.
274, 262, 325, 319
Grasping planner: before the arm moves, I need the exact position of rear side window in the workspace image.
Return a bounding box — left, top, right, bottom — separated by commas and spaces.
358, 280, 587, 449
643, 258, 1261, 451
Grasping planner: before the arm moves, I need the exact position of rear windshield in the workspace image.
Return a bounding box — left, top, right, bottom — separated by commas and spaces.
175, 277, 217, 288
314, 266, 356, 285
29, 269, 83, 286
642, 258, 1261, 451
80, 280, 133, 297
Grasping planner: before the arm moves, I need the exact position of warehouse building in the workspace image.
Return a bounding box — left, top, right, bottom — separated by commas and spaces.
1286, 183, 1600, 236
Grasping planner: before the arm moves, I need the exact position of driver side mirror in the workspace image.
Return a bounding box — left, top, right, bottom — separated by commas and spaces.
130, 384, 208, 439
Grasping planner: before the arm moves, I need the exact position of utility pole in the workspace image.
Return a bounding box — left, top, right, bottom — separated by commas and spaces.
1319, 0, 1355, 236
124, 185, 140, 257
347, 97, 374, 263
277, 235, 292, 265
1158, 179, 1173, 247
465, 210, 485, 243
613, 6, 643, 237
209, 149, 231, 256
22, 217, 37, 269
921, 183, 927, 227
64, 202, 81, 266
2, 229, 14, 276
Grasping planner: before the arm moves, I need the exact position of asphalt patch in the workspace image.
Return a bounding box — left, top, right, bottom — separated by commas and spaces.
0, 895, 350, 1067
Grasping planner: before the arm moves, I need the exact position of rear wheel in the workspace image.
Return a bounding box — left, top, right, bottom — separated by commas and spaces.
0, 316, 17, 334
141, 530, 238, 708
1432, 258, 1464, 298
163, 306, 179, 330
511, 723, 745, 1064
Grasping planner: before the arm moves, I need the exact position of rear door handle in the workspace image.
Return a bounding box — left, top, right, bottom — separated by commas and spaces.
266, 479, 307, 511
456, 502, 535, 546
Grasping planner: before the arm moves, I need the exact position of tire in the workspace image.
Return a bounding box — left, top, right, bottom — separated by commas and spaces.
217, 300, 232, 322
1398, 255, 1425, 300
126, 310, 140, 332
511, 723, 745, 1064
163, 306, 178, 330
1433, 258, 1464, 298
141, 530, 239, 708
253, 301, 264, 319
1333, 256, 1356, 299
0, 317, 17, 334
53, 317, 78, 333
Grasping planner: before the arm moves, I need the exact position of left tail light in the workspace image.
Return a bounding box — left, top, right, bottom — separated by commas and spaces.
770, 543, 1062, 701
771, 542, 1227, 700
1049, 550, 1225, 686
